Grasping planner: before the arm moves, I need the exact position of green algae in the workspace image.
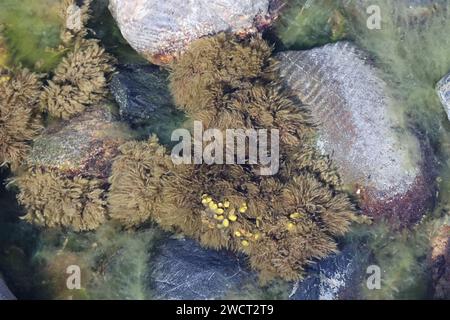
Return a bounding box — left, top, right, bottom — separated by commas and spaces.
341, 0, 450, 300
31, 224, 163, 300
0, 194, 159, 300
277, 0, 450, 299
344, 0, 450, 144
88, 0, 148, 65
0, 0, 65, 72
275, 0, 347, 50
0, 182, 164, 301
347, 223, 429, 300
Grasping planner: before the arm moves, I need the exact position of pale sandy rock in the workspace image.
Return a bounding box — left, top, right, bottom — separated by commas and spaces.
109, 0, 278, 64
277, 42, 435, 227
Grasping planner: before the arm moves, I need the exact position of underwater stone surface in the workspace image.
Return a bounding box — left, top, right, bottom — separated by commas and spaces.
429, 225, 450, 299
110, 64, 187, 144
110, 65, 173, 125
149, 237, 257, 300
0, 277, 15, 300
290, 244, 369, 300
437, 73, 450, 121
277, 42, 435, 227
26, 107, 131, 180
149, 237, 369, 300
108, 0, 279, 64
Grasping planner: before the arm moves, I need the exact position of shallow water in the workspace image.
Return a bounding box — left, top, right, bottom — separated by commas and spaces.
1, 0, 450, 300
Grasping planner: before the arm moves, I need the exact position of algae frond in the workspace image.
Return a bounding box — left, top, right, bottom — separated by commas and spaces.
11, 167, 108, 232
40, 0, 115, 120
0, 69, 43, 170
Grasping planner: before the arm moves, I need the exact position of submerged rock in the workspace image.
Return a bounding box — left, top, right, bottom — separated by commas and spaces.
111, 65, 173, 124
289, 244, 369, 300
437, 73, 450, 121
149, 235, 370, 300
0, 277, 15, 300
149, 237, 258, 300
108, 0, 280, 65
110, 65, 186, 144
429, 225, 450, 299
277, 42, 435, 227
26, 107, 132, 180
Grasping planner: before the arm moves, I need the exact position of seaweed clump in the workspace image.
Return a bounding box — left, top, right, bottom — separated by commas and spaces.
109, 34, 359, 282
0, 69, 42, 170
11, 167, 107, 231
6, 0, 118, 232
108, 136, 172, 228
40, 0, 115, 120
169, 33, 315, 146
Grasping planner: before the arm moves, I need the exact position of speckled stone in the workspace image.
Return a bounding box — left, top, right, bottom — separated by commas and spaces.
437, 73, 450, 121
150, 237, 369, 300
26, 107, 132, 180
108, 0, 280, 64
277, 42, 435, 227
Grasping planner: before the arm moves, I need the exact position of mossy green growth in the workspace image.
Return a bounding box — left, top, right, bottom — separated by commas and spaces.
347, 214, 450, 300
31, 224, 163, 300
0, 0, 65, 72
275, 0, 347, 50
0, 220, 163, 299
338, 0, 450, 299
344, 0, 450, 145
359, 224, 429, 299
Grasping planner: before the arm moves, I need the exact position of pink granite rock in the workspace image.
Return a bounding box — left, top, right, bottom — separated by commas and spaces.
108, 0, 280, 64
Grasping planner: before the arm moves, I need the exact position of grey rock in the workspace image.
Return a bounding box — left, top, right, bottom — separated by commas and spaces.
437, 72, 450, 121
290, 244, 369, 300
149, 237, 257, 300
148, 235, 368, 300
0, 277, 15, 300
110, 64, 187, 145
277, 42, 433, 227
108, 0, 278, 64
27, 107, 132, 180
111, 65, 173, 124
